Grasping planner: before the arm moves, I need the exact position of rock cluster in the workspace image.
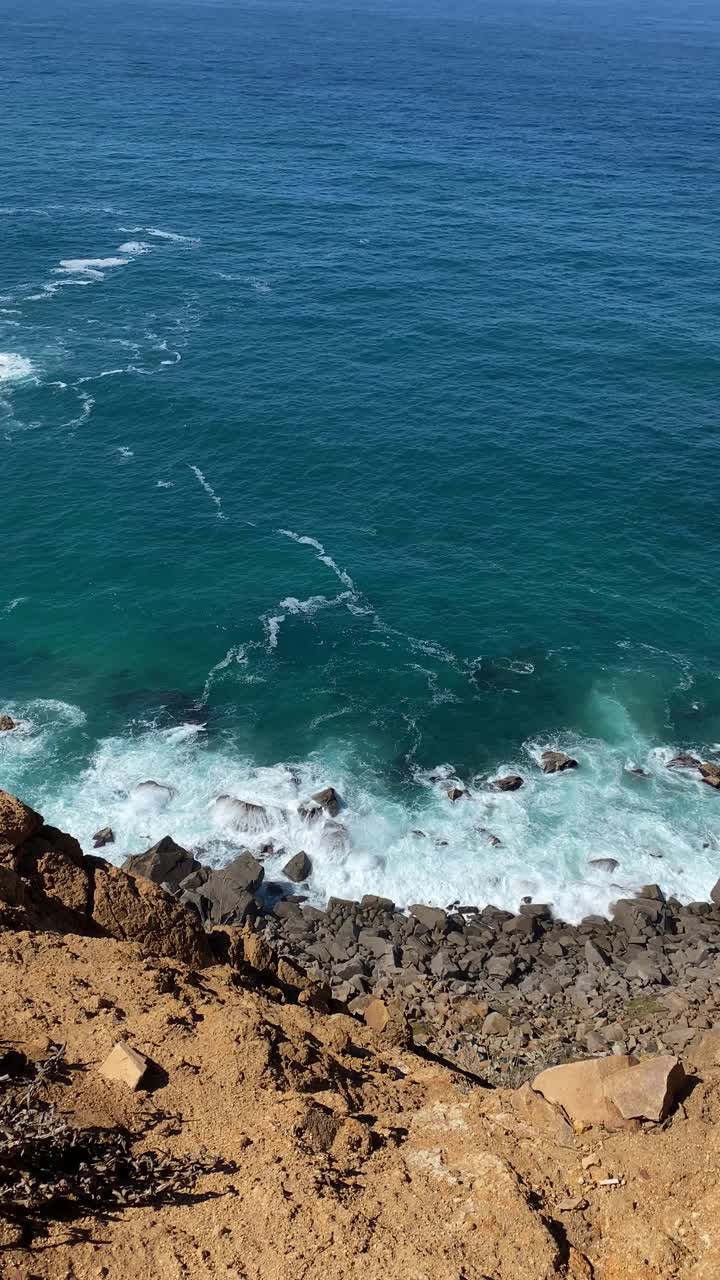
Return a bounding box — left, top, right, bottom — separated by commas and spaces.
0, 791, 211, 967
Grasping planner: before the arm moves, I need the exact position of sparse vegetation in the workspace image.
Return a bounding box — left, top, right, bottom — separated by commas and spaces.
0, 1045, 233, 1247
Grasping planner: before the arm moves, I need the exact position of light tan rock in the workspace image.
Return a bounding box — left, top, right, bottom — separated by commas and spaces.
99, 1040, 148, 1090
605, 1055, 685, 1122
532, 1055, 637, 1129
686, 1030, 720, 1073
0, 790, 43, 857
364, 997, 390, 1034
514, 1081, 575, 1146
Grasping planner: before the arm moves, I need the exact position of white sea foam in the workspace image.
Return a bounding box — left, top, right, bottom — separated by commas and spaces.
144, 227, 200, 244
2, 596, 27, 615
61, 391, 95, 429
117, 446, 134, 458
54, 257, 129, 280
189, 464, 226, 518
277, 529, 359, 595
6, 706, 719, 922
116, 240, 151, 255
0, 353, 34, 382
156, 479, 174, 488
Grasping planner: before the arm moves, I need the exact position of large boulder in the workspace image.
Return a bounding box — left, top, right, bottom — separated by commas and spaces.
711, 879, 720, 907
0, 715, 16, 732
531, 1055, 638, 1129
605, 1055, 685, 1123
202, 853, 264, 923
541, 751, 578, 774
283, 850, 312, 883
123, 835, 201, 891
0, 790, 43, 858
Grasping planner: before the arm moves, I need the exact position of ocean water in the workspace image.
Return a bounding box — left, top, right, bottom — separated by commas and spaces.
2, 0, 720, 920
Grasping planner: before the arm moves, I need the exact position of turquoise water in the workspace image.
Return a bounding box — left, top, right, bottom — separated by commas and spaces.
2, 0, 720, 918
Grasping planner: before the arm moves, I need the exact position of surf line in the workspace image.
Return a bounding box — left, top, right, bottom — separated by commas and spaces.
189, 464, 226, 519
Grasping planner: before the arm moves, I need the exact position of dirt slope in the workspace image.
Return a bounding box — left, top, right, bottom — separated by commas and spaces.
1, 925, 720, 1280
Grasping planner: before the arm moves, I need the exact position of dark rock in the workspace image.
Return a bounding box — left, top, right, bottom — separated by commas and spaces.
202, 853, 264, 922
92, 826, 114, 849
626, 765, 649, 778
311, 786, 343, 817
519, 902, 551, 919
711, 880, 720, 907
360, 893, 396, 913
0, 715, 16, 732
541, 751, 578, 774
666, 754, 701, 770
123, 836, 201, 892
493, 775, 524, 791
409, 904, 447, 931
445, 784, 468, 802
637, 884, 665, 902
283, 850, 312, 883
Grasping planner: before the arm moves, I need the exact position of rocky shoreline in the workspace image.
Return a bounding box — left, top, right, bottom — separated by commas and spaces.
2, 762, 720, 1087
114, 773, 720, 1085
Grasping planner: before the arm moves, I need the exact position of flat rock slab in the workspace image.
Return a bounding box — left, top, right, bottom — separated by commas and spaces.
532, 1054, 637, 1129
605, 1055, 685, 1122
99, 1040, 148, 1091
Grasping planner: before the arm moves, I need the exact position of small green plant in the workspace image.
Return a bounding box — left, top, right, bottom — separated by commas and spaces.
624, 996, 664, 1019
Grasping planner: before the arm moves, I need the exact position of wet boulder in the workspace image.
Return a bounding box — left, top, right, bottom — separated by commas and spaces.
92, 826, 115, 849
311, 786, 343, 816
283, 850, 312, 883
541, 751, 578, 774
666, 754, 701, 770
0, 715, 16, 732
493, 775, 524, 791
589, 857, 619, 873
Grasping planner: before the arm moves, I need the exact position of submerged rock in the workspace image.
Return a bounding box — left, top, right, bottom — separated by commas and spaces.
132, 780, 176, 809
541, 751, 578, 774
666, 754, 701, 770
321, 820, 349, 852
589, 857, 620, 874
212, 795, 273, 833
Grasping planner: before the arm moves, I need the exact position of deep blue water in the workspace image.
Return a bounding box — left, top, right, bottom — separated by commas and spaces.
1, 0, 719, 918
